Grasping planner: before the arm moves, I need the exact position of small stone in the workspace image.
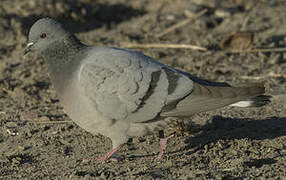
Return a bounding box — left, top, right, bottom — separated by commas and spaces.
18, 146, 25, 151
20, 111, 38, 121
6, 121, 17, 127
166, 15, 175, 21
59, 139, 70, 145
100, 172, 106, 179
204, 144, 209, 153
51, 131, 58, 135
38, 116, 50, 121
220, 32, 254, 51
215, 9, 231, 18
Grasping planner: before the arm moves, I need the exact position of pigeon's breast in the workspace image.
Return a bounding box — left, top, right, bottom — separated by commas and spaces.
51, 71, 103, 135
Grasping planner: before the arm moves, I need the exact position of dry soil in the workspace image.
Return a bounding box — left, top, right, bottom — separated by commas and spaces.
0, 0, 286, 179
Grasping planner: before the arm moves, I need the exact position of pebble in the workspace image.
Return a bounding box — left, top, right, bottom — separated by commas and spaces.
215, 9, 231, 18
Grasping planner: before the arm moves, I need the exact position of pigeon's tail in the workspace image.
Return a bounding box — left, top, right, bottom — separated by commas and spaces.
229, 95, 271, 108
160, 83, 271, 117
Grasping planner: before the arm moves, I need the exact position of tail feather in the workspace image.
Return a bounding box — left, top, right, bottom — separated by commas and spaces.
161, 82, 271, 117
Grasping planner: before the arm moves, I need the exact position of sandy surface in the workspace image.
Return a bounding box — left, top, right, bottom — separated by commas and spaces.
0, 0, 285, 179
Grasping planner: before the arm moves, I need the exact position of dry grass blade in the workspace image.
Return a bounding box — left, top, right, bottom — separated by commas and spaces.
121, 42, 286, 53
27, 121, 73, 124
120, 42, 207, 51
156, 9, 208, 38
224, 47, 286, 53
240, 72, 286, 80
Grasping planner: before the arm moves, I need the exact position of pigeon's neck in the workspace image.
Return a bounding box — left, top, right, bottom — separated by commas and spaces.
41, 35, 87, 91
42, 35, 85, 72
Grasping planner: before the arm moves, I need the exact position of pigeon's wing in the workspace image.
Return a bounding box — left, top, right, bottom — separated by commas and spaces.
78, 47, 193, 122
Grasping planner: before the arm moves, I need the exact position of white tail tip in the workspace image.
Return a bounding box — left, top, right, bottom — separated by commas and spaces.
229, 101, 253, 107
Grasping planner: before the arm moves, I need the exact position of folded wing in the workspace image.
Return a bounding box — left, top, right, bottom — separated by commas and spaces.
78, 47, 194, 122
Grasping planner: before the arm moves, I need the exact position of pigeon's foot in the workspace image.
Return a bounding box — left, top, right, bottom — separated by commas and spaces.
96, 148, 118, 163
82, 148, 119, 163
157, 134, 174, 159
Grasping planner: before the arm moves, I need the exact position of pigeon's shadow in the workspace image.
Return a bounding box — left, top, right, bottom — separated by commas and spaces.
126, 116, 286, 160
11, 1, 146, 35
181, 116, 286, 153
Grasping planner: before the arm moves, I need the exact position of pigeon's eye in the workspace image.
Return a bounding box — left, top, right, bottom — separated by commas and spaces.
40, 33, 47, 39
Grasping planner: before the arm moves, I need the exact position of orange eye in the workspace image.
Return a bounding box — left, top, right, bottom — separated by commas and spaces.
40, 33, 47, 39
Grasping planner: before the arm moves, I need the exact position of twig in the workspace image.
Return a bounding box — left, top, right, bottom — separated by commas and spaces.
241, 16, 250, 31
240, 72, 286, 80
121, 41, 286, 54
27, 121, 73, 124
224, 47, 286, 53
220, 167, 237, 172
156, 9, 208, 38
120, 42, 207, 51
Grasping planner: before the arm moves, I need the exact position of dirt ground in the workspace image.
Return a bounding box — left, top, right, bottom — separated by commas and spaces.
0, 0, 286, 179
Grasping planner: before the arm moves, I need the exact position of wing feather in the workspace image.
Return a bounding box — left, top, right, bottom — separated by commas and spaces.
78, 48, 169, 122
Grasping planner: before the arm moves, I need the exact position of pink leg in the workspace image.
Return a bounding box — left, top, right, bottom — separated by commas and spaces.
157, 134, 174, 159
96, 148, 118, 163
82, 148, 118, 163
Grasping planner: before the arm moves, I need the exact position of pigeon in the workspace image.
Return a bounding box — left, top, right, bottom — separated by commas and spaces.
24, 18, 271, 162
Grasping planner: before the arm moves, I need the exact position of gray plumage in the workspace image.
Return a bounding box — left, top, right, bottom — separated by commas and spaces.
25, 18, 270, 158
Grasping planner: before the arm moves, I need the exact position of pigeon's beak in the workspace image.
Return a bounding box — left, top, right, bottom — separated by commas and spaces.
24, 42, 34, 55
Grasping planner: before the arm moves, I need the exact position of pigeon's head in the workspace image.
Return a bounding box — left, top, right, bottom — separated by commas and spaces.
24, 18, 71, 54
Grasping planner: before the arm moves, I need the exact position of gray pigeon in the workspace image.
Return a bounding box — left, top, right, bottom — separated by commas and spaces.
24, 18, 270, 162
